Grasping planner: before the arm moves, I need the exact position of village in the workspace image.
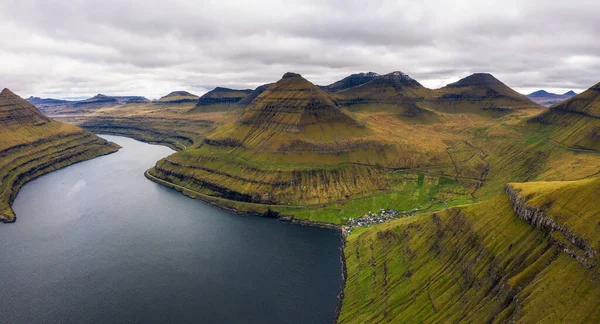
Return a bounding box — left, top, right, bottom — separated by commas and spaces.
343, 208, 417, 236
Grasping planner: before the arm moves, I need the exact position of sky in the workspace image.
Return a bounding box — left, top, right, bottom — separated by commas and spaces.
0, 0, 599, 99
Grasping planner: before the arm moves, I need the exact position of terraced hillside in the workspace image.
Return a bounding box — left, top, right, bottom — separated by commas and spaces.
527, 82, 600, 151
337, 83, 600, 322
20, 71, 600, 322
339, 186, 600, 323
147, 72, 520, 223
430, 73, 542, 116
0, 88, 120, 222
188, 87, 252, 113
334, 71, 434, 117
155, 91, 199, 105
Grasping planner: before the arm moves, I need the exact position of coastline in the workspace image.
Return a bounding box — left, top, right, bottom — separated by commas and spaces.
1, 143, 121, 224
144, 166, 349, 323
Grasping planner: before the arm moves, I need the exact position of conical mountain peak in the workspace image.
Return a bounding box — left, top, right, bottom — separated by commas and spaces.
237, 72, 360, 131
282, 72, 302, 79
448, 73, 503, 88
1, 88, 15, 97
0, 88, 50, 126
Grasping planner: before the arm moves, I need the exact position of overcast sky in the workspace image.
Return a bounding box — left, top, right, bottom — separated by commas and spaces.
1, 0, 599, 99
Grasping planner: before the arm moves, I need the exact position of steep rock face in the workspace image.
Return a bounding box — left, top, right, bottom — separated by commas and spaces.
323, 72, 380, 93
528, 82, 600, 151
1, 88, 51, 126
0, 89, 120, 222
504, 184, 596, 268
431, 73, 541, 114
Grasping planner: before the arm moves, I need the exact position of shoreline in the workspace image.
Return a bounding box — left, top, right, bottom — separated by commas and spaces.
1, 142, 121, 224
144, 167, 349, 323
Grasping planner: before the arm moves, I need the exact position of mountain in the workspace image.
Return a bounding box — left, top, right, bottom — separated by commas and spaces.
73, 94, 119, 109
113, 96, 150, 104
526, 89, 577, 107
237, 83, 273, 106
323, 72, 380, 92
339, 179, 600, 322
146, 72, 418, 208
236, 72, 362, 132
2, 90, 51, 126
26, 96, 71, 113
334, 71, 433, 117
0, 88, 119, 222
156, 91, 199, 104
528, 82, 600, 150
430, 73, 541, 115
188, 87, 252, 113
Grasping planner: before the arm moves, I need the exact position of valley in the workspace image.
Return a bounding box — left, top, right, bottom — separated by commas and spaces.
10, 70, 600, 323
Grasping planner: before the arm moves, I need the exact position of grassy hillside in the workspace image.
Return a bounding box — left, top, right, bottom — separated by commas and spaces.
156, 91, 199, 105
21, 72, 600, 322
188, 87, 252, 113
0, 88, 120, 222
339, 191, 600, 323
429, 73, 542, 116
527, 82, 600, 151
334, 71, 434, 118
147, 73, 498, 219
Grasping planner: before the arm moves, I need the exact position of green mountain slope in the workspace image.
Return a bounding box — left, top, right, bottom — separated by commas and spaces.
155, 91, 199, 105
430, 73, 542, 115
0, 88, 120, 222
188, 87, 252, 113
334, 71, 434, 118
528, 82, 600, 151
323, 72, 380, 93
339, 189, 600, 323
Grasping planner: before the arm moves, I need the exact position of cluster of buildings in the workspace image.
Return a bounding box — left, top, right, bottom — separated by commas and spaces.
344, 209, 407, 236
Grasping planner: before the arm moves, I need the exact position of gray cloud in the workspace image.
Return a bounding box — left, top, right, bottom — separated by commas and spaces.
0, 0, 598, 99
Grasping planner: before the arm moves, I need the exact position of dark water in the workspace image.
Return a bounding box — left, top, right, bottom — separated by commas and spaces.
0, 135, 342, 324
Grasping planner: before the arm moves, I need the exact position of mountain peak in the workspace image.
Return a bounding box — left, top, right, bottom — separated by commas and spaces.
528, 90, 551, 97
0, 87, 50, 125
323, 72, 381, 92
237, 72, 360, 131
212, 86, 233, 92
564, 90, 577, 96
450, 73, 502, 87
282, 72, 302, 79
1, 88, 14, 96
164, 91, 197, 97
379, 71, 422, 87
